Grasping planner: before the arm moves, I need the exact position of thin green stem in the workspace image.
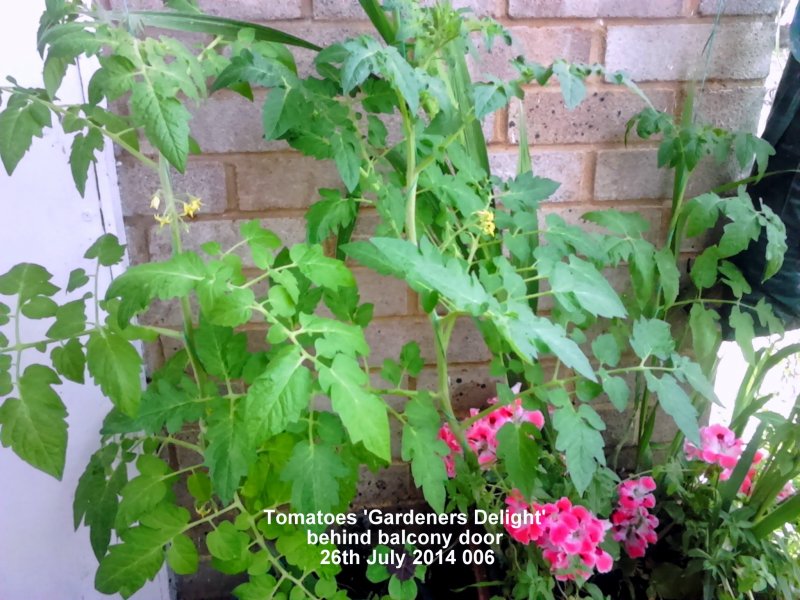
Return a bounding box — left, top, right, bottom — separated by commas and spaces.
155, 435, 204, 455
158, 154, 206, 387
399, 98, 418, 246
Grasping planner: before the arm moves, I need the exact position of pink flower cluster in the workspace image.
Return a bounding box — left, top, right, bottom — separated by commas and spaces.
684, 424, 796, 501
505, 491, 613, 581
611, 477, 659, 558
438, 397, 544, 478
684, 424, 743, 474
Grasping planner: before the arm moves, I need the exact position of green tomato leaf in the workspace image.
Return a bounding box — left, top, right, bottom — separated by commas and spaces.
552, 401, 605, 496
630, 318, 674, 361
291, 243, 355, 291
0, 93, 52, 174
205, 403, 254, 503
245, 345, 312, 442
84, 233, 126, 267
592, 334, 620, 367
644, 372, 700, 445
105, 252, 205, 326
167, 534, 199, 575
307, 189, 358, 244
51, 337, 85, 383
86, 329, 142, 416
0, 364, 67, 479
46, 298, 87, 339
496, 422, 540, 499
318, 354, 391, 462
281, 440, 350, 513
95, 504, 189, 598
0, 263, 59, 302
69, 127, 105, 196
401, 395, 449, 512
130, 83, 190, 172
550, 256, 626, 318
600, 373, 629, 411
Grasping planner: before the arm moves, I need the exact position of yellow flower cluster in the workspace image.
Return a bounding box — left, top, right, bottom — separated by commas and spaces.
475, 209, 496, 237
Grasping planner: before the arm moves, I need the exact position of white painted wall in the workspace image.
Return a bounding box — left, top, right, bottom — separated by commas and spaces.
0, 3, 168, 599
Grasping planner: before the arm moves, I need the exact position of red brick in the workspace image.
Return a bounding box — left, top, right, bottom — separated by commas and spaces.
511, 88, 676, 145
606, 22, 775, 82
509, 0, 683, 18
118, 157, 227, 217
235, 153, 341, 211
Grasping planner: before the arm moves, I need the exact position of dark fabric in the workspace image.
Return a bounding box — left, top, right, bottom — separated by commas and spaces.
730, 52, 800, 330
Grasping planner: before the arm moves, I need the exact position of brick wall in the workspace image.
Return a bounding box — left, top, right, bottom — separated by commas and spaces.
116, 0, 779, 506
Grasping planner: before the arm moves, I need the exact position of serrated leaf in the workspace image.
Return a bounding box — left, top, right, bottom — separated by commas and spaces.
300, 313, 369, 358
689, 304, 720, 368
730, 305, 756, 364
73, 443, 117, 530
116, 473, 169, 530
630, 318, 674, 361
69, 127, 104, 195
51, 337, 85, 383
136, 378, 204, 435
84, 233, 126, 267
105, 252, 205, 325
81, 460, 127, 559
130, 84, 190, 172
291, 243, 355, 291
654, 247, 680, 306
205, 405, 253, 503
318, 354, 390, 462
46, 298, 87, 339
95, 504, 189, 598
167, 534, 198, 575
86, 329, 142, 416
240, 220, 280, 270
496, 422, 540, 499
0, 93, 52, 174
66, 268, 90, 292
551, 256, 626, 318
0, 364, 66, 479
207, 521, 250, 563
644, 372, 699, 445
21, 295, 58, 319
552, 402, 605, 495
583, 209, 650, 238
281, 441, 350, 513
401, 396, 449, 512
502, 171, 559, 212
245, 345, 312, 442
592, 334, 620, 367
0, 263, 59, 302
601, 373, 629, 411
306, 189, 358, 244
213, 48, 296, 92
497, 307, 595, 381
553, 61, 586, 110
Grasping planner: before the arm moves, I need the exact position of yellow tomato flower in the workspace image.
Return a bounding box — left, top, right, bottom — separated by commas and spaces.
475, 209, 496, 237
150, 194, 161, 210
154, 214, 172, 228
182, 195, 202, 218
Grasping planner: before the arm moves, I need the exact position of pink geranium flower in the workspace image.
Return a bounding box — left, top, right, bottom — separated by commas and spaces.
612, 477, 659, 559
505, 491, 612, 581
438, 395, 544, 477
